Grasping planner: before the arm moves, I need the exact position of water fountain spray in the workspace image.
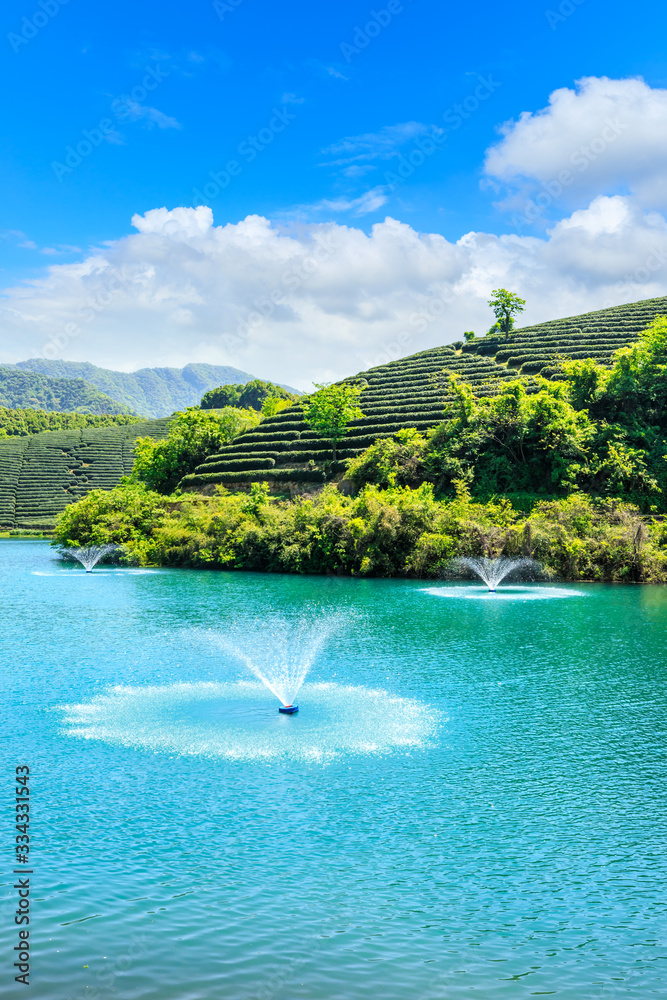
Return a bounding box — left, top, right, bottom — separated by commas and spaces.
64, 544, 119, 572
209, 611, 347, 713
451, 556, 540, 592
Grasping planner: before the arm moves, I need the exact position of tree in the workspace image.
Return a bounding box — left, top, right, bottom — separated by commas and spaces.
463, 331, 476, 343
201, 379, 298, 411
132, 406, 259, 493
53, 481, 169, 552
261, 395, 293, 418
301, 381, 366, 461
488, 289, 526, 340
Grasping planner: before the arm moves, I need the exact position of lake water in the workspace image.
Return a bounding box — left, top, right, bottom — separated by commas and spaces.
2, 540, 666, 999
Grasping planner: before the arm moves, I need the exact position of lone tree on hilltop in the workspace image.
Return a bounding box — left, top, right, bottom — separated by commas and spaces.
301, 381, 366, 462
488, 289, 526, 340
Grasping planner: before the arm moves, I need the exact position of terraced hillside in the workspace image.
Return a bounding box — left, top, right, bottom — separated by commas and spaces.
181, 295, 667, 493
461, 295, 667, 376
180, 347, 536, 492
0, 418, 171, 530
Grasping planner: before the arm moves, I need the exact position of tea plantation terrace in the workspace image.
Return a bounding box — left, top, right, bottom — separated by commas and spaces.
180, 347, 535, 491
462, 294, 667, 376
0, 418, 171, 530
181, 295, 667, 492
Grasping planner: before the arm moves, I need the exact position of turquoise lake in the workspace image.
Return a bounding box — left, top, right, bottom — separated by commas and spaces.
2, 540, 667, 999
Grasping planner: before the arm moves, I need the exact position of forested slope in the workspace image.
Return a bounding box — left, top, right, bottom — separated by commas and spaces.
0, 367, 132, 414
14, 360, 257, 417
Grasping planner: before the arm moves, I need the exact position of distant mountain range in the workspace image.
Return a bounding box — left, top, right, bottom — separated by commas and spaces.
10, 360, 260, 417
0, 366, 134, 415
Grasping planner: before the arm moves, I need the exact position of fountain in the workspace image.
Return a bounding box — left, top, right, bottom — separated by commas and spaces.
452, 556, 540, 591
209, 612, 345, 713
63, 544, 119, 572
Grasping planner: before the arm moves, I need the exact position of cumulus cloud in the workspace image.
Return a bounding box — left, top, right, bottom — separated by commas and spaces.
1, 200, 666, 388
4, 77, 667, 386
485, 76, 667, 217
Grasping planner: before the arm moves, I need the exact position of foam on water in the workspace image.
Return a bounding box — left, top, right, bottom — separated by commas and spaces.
422, 584, 585, 601
32, 568, 160, 577
59, 681, 437, 763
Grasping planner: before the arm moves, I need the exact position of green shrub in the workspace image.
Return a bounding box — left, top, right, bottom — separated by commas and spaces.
133, 407, 260, 493
52, 478, 667, 582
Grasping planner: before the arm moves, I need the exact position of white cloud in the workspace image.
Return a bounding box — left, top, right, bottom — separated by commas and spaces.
312, 122, 441, 221
112, 98, 182, 130
485, 76, 667, 213
1, 200, 666, 389
313, 188, 389, 216
326, 66, 348, 81
323, 122, 441, 167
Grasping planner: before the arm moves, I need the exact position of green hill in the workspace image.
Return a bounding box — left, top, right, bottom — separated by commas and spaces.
460, 294, 667, 377
181, 295, 667, 492
14, 360, 259, 417
0, 418, 172, 530
0, 367, 132, 415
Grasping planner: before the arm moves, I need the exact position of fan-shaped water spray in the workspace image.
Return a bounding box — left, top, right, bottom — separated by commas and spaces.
206, 611, 347, 709
452, 556, 540, 591
63, 544, 119, 572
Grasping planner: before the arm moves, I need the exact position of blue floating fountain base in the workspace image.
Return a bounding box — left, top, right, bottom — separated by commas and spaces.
279, 704, 299, 714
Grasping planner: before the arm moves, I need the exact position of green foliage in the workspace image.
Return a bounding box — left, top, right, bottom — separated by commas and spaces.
132, 406, 260, 493
0, 407, 143, 438
52, 479, 667, 582
426, 377, 596, 497
201, 379, 298, 411
346, 428, 427, 489
261, 395, 293, 418
53, 481, 170, 564
488, 288, 526, 340
0, 366, 132, 415
347, 316, 667, 512
606, 314, 667, 412
463, 331, 476, 342
301, 382, 366, 460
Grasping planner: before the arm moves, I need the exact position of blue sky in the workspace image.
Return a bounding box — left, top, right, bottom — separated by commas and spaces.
2, 0, 667, 384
